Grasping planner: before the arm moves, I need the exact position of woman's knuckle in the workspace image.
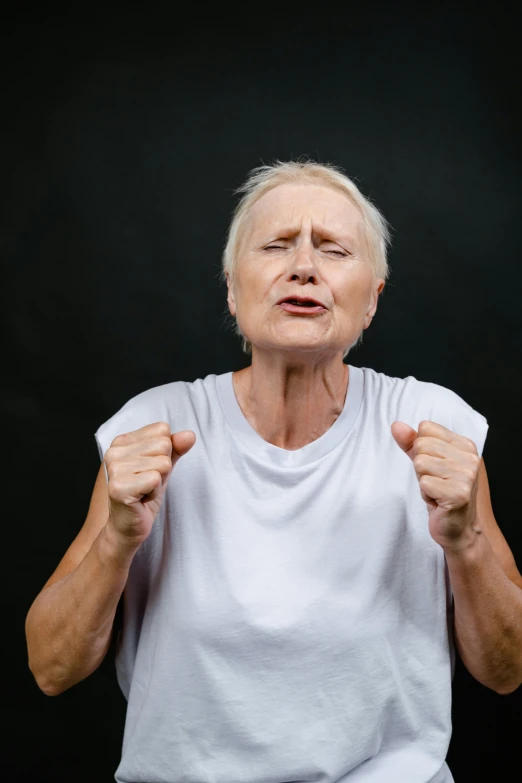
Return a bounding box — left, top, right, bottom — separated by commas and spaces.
107, 457, 123, 476
111, 433, 127, 447
155, 422, 170, 436
109, 478, 123, 497
158, 436, 172, 453
159, 455, 172, 472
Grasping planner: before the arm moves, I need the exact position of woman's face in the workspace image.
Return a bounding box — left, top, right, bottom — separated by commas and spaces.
226, 183, 385, 358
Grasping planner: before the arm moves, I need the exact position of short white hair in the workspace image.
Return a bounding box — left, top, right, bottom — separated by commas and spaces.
220, 158, 392, 358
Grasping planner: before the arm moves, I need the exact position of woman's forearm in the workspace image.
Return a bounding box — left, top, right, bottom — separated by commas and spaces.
444, 529, 522, 695
25, 522, 138, 696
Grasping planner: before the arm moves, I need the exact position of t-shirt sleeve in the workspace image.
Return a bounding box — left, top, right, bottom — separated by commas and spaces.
428, 382, 489, 458
94, 381, 188, 477
95, 408, 134, 464
94, 396, 163, 468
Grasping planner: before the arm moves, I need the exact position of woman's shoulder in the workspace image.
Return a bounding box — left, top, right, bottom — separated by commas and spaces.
94, 372, 222, 457
116, 378, 188, 414
358, 364, 488, 456
359, 364, 478, 411
112, 370, 222, 416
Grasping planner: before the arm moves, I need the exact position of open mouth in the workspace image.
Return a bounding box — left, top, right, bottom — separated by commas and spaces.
279, 300, 326, 314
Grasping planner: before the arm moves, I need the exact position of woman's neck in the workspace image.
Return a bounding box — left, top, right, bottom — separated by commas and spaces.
232, 360, 349, 451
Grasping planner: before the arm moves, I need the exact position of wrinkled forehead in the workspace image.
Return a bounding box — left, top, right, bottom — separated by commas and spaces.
243, 183, 365, 242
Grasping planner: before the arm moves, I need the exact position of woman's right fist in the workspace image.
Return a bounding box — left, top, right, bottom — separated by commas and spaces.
104, 422, 196, 550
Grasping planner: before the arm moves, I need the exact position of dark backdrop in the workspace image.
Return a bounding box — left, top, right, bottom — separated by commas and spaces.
4, 4, 521, 782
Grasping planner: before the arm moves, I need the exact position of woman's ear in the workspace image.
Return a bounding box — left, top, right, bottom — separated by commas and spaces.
226, 272, 236, 316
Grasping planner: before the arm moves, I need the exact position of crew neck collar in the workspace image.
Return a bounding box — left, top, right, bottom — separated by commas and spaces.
215, 364, 364, 467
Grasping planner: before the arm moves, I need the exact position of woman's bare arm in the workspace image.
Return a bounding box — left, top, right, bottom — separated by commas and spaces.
25, 465, 139, 696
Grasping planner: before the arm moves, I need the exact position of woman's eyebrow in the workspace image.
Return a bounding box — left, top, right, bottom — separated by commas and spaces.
257, 224, 358, 244
312, 223, 359, 244
259, 224, 301, 239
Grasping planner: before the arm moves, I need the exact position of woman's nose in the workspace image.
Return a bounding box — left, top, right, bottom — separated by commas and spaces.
290, 242, 318, 273
293, 235, 316, 260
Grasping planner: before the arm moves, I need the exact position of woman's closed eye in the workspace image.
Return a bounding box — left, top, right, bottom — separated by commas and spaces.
320, 244, 350, 257
263, 244, 348, 256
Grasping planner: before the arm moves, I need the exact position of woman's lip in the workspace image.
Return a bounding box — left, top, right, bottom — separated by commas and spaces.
279, 302, 326, 314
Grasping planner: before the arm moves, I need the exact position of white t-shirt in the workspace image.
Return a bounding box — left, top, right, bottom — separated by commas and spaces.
95, 364, 489, 783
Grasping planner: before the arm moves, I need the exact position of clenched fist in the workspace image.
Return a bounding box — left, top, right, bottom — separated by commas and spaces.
104, 423, 196, 550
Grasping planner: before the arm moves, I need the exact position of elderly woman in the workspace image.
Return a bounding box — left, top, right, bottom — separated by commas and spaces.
26, 161, 522, 783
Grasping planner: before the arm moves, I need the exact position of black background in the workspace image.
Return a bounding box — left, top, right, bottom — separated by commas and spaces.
4, 4, 521, 781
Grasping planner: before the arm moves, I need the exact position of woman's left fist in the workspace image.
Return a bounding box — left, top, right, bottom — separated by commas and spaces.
391, 420, 481, 550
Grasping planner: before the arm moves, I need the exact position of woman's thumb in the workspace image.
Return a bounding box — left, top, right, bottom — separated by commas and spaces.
171, 430, 197, 457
